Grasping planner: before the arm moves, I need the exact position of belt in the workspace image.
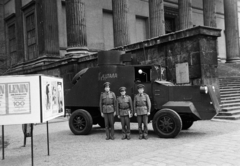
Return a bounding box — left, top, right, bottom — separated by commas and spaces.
137, 106, 146, 107
103, 104, 113, 106
120, 108, 130, 110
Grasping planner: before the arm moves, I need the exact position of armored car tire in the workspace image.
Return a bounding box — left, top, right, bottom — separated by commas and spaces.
182, 120, 194, 130
69, 109, 93, 135
152, 109, 182, 138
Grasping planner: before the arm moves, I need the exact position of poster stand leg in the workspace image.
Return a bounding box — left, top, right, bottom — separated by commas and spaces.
31, 124, 34, 166
2, 125, 4, 160
23, 124, 27, 147
46, 121, 50, 156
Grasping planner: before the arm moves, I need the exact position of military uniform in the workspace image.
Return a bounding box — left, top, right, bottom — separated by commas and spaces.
116, 87, 133, 140
134, 84, 151, 139
99, 82, 116, 140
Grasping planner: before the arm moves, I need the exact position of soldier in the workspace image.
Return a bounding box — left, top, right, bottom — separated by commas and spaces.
134, 84, 151, 140
117, 87, 133, 140
99, 82, 116, 140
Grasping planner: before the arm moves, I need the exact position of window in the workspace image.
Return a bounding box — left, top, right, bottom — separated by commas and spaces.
135, 67, 151, 83
164, 7, 178, 34
8, 24, 17, 63
103, 10, 114, 50
165, 17, 176, 34
23, 3, 38, 60
25, 13, 37, 60
5, 14, 17, 66
135, 16, 149, 42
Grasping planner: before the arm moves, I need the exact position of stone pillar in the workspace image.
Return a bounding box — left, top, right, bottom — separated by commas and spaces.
36, 0, 60, 56
65, 0, 88, 55
149, 0, 165, 38
178, 0, 192, 30
203, 0, 217, 27
224, 0, 240, 63
112, 0, 130, 47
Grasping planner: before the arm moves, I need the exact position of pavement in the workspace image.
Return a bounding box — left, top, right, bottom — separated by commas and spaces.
102, 119, 240, 166
0, 117, 240, 166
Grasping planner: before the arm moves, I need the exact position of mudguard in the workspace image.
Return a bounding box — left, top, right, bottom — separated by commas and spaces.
162, 101, 201, 119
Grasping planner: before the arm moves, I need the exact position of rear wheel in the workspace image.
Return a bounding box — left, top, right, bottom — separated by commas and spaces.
152, 109, 182, 138
182, 120, 194, 130
69, 109, 93, 135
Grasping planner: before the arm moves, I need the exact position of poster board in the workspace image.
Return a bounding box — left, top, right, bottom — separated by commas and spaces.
41, 76, 64, 122
0, 75, 64, 125
176, 62, 190, 84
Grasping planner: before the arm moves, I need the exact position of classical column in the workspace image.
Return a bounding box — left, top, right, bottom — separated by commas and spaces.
224, 0, 240, 63
36, 0, 60, 56
112, 0, 130, 47
65, 0, 88, 55
149, 0, 165, 38
178, 0, 192, 30
203, 0, 217, 27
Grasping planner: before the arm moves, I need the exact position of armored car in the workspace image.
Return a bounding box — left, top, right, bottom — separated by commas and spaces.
65, 50, 221, 138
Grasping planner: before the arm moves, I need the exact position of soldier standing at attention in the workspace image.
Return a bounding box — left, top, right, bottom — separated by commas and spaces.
134, 84, 151, 140
99, 82, 116, 140
117, 87, 133, 140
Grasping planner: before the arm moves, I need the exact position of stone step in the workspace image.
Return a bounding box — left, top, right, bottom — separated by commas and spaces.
220, 106, 240, 111
220, 88, 240, 92
220, 93, 240, 98
221, 102, 240, 108
220, 83, 240, 86
216, 77, 240, 120
220, 89, 240, 94
217, 110, 240, 116
220, 86, 240, 89
221, 98, 240, 104
214, 114, 240, 120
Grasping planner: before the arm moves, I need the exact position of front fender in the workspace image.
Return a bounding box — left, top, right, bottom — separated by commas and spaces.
162, 101, 201, 120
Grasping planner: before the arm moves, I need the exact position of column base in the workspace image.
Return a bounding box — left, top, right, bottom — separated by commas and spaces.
65, 47, 89, 57
226, 57, 240, 63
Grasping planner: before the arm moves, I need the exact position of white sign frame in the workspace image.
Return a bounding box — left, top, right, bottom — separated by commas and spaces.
0, 75, 64, 125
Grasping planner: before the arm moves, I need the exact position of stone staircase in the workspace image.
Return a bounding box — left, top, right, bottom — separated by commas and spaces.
214, 77, 240, 120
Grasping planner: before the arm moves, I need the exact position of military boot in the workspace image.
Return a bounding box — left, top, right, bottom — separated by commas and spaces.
121, 134, 126, 140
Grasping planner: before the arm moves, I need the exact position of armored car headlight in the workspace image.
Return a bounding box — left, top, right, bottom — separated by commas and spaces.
200, 85, 208, 94
212, 86, 215, 92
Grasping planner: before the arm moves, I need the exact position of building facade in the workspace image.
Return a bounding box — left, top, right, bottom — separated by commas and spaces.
0, 0, 240, 74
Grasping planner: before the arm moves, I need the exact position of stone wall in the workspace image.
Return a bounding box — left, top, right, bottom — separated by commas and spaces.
6, 26, 221, 98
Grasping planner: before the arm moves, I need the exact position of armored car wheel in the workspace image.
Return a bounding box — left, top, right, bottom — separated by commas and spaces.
69, 109, 93, 135
152, 109, 182, 138
182, 120, 194, 130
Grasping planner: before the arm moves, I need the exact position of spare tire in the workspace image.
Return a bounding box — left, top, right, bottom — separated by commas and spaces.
69, 109, 93, 135
152, 109, 182, 138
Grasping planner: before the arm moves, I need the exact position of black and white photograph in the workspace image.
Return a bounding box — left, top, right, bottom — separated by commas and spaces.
1, 0, 240, 166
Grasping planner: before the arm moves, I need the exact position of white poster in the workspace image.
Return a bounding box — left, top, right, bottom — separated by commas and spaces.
0, 75, 41, 125
0, 75, 64, 125
8, 82, 31, 114
0, 84, 6, 115
42, 76, 64, 122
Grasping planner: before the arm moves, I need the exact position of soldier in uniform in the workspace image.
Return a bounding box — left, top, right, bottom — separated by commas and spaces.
99, 82, 116, 140
134, 84, 151, 140
116, 87, 133, 140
